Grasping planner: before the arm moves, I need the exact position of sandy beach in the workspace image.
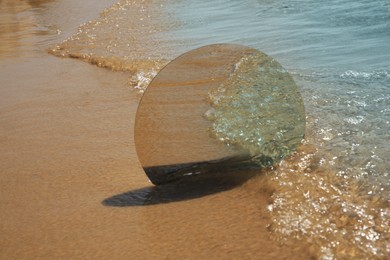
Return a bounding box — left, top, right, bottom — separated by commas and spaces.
0, 55, 312, 259
0, 0, 314, 259
2, 0, 388, 259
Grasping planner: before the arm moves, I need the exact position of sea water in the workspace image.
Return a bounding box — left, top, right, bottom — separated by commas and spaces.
49, 0, 389, 258
166, 3, 390, 257
173, 2, 389, 258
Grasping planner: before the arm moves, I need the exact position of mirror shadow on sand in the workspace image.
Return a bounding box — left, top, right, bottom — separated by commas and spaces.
102, 168, 260, 207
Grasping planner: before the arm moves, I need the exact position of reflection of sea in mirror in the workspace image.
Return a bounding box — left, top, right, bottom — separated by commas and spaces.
206, 51, 305, 166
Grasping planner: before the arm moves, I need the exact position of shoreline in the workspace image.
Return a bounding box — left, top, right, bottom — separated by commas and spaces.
1, 0, 388, 259
0, 1, 313, 258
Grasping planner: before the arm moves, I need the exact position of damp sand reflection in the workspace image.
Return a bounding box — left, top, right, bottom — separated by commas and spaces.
0, 0, 55, 58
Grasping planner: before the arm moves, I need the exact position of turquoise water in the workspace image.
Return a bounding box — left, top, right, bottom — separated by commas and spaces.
168, 0, 390, 70
165, 0, 390, 196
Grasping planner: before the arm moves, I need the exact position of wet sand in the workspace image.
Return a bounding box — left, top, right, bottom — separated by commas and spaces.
0, 56, 313, 259
0, 1, 316, 259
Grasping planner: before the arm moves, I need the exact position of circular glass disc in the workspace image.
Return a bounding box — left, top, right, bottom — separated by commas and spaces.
135, 44, 305, 185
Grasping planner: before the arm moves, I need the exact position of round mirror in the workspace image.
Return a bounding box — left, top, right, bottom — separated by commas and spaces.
135, 44, 305, 185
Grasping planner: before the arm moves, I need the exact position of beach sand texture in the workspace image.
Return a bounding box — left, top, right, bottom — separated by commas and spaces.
0, 43, 311, 260
0, 0, 312, 259
1, 0, 388, 259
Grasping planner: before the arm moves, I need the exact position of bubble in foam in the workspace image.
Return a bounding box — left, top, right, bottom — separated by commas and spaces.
130, 70, 158, 93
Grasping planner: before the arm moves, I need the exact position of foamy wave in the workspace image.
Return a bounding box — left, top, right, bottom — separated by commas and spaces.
130, 70, 158, 93
49, 0, 175, 89
268, 143, 389, 259
340, 69, 390, 80
344, 115, 365, 125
